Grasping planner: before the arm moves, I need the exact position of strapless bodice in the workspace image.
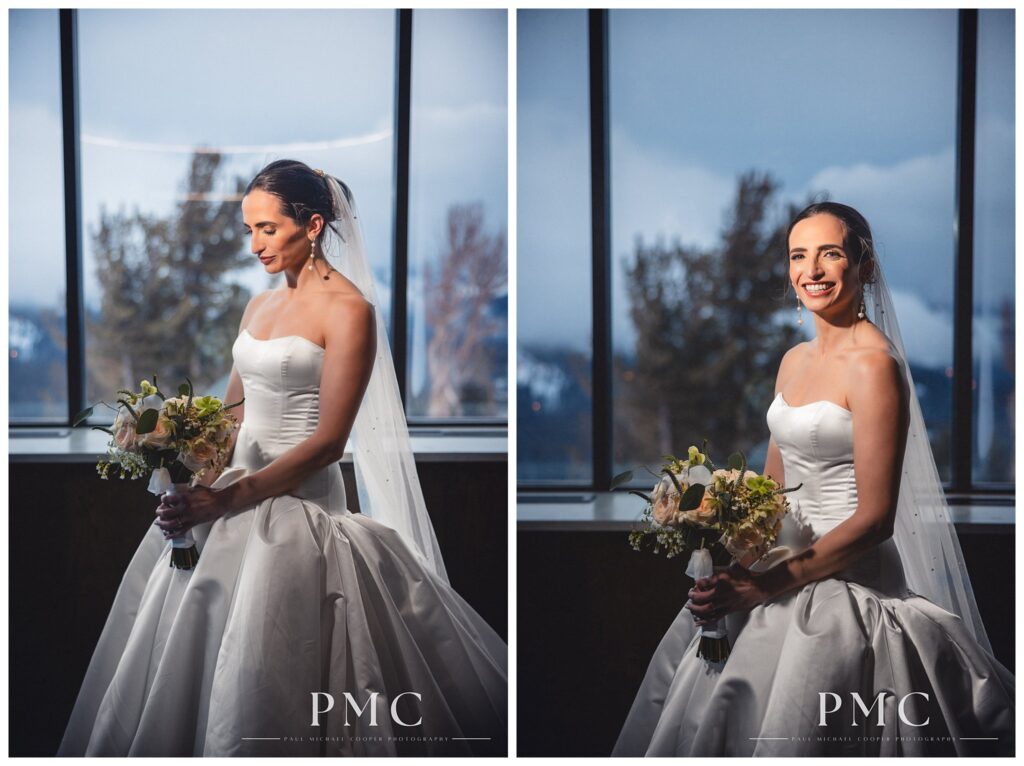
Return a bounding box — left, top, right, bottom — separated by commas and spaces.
766, 392, 907, 593
766, 393, 858, 536
227, 329, 347, 512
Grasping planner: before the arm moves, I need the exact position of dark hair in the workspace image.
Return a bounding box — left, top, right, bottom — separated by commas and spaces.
244, 159, 354, 243
785, 201, 877, 289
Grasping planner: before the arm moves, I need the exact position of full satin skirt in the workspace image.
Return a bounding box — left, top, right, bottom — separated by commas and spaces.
612, 577, 1014, 757
58, 492, 507, 757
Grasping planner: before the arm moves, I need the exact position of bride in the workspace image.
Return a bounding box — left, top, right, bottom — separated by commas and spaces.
58, 159, 507, 756
612, 202, 1014, 757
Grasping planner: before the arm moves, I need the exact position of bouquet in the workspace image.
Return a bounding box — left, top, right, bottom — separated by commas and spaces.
74, 376, 242, 569
615, 444, 802, 662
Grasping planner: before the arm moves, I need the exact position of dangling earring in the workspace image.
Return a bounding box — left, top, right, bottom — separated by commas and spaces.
308, 240, 316, 271
796, 296, 804, 325
857, 292, 866, 320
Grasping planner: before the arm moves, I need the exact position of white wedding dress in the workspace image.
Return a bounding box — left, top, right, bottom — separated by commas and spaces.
58, 329, 507, 756
612, 393, 1014, 757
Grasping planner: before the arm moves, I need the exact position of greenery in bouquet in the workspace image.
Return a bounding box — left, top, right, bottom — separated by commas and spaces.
74, 375, 243, 486
614, 443, 802, 566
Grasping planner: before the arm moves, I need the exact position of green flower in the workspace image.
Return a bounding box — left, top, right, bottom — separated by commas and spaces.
139, 379, 158, 396
687, 445, 707, 466
191, 395, 223, 418
746, 475, 778, 495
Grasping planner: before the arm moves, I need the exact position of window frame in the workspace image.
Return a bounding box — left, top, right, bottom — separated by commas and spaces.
10, 8, 507, 432
517, 8, 1012, 499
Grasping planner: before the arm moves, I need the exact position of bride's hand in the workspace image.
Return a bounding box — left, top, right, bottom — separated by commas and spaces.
686, 562, 771, 626
154, 487, 231, 539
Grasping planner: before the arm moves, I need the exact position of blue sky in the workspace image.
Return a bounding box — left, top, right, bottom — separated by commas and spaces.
10, 9, 507, 320
517, 9, 1014, 370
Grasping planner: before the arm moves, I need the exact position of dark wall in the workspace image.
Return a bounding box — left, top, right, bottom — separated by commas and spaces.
10, 459, 506, 757
517, 527, 1014, 757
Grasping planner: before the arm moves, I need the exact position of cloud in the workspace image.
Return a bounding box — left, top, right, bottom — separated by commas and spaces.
520, 117, 999, 377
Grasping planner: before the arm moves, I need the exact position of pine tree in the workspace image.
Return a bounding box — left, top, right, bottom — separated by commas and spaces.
88, 152, 251, 407
420, 203, 507, 417
616, 171, 810, 468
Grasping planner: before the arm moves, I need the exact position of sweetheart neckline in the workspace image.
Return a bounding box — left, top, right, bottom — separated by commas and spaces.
239, 328, 326, 353
774, 391, 852, 416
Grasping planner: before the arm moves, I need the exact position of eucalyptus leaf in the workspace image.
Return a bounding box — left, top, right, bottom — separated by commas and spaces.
72, 406, 94, 427
728, 452, 744, 471
679, 482, 705, 511
610, 470, 634, 489
178, 383, 190, 397
135, 408, 160, 435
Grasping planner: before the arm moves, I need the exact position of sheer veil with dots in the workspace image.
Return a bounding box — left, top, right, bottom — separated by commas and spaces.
866, 256, 992, 654
319, 173, 449, 584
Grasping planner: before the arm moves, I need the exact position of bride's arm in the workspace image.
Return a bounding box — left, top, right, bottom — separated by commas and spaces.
219, 297, 376, 511
690, 350, 908, 621
761, 343, 801, 487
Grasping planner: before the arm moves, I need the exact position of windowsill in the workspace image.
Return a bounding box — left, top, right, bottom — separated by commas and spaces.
8, 426, 507, 463
517, 491, 1014, 531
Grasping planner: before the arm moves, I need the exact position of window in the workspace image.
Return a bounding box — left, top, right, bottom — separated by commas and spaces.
407, 10, 508, 419
972, 9, 1015, 484
9, 9, 507, 427
610, 9, 958, 481
10, 10, 67, 421
517, 10, 592, 482
517, 9, 1013, 496
75, 9, 395, 409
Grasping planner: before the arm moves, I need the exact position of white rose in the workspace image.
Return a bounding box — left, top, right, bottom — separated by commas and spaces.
138, 412, 175, 449
112, 411, 137, 450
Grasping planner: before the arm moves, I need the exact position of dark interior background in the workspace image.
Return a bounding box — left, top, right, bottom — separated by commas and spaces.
517, 525, 1014, 757
10, 458, 506, 757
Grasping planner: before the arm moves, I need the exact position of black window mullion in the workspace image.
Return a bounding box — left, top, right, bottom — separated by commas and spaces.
391, 9, 413, 407
952, 9, 978, 494
589, 9, 612, 491
60, 9, 84, 426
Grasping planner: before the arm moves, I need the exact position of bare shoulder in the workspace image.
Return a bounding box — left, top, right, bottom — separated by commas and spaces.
847, 345, 904, 405
321, 288, 375, 349
775, 341, 810, 388
238, 289, 275, 329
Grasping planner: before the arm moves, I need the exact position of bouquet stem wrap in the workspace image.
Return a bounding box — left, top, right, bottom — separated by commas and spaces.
148, 468, 199, 570
685, 548, 730, 662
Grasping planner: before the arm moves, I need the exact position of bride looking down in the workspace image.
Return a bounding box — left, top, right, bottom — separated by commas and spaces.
58, 159, 507, 757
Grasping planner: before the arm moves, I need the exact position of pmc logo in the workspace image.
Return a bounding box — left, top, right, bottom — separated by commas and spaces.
818, 692, 930, 727
310, 692, 423, 727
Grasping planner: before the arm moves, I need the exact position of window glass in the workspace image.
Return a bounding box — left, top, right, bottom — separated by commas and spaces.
972, 10, 1014, 484
10, 10, 68, 421
517, 9, 592, 481
76, 9, 395, 410
407, 9, 508, 419
608, 10, 958, 481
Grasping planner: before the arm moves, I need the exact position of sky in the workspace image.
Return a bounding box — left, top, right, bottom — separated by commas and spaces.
7, 8, 1014, 373
517, 9, 1015, 369
10, 8, 507, 317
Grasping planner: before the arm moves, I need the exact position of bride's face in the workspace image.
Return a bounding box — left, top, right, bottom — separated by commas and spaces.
788, 213, 862, 319
241, 189, 317, 274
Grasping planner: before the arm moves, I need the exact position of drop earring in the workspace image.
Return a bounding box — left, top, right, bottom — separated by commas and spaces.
308, 240, 316, 271
857, 292, 866, 320
796, 296, 803, 325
